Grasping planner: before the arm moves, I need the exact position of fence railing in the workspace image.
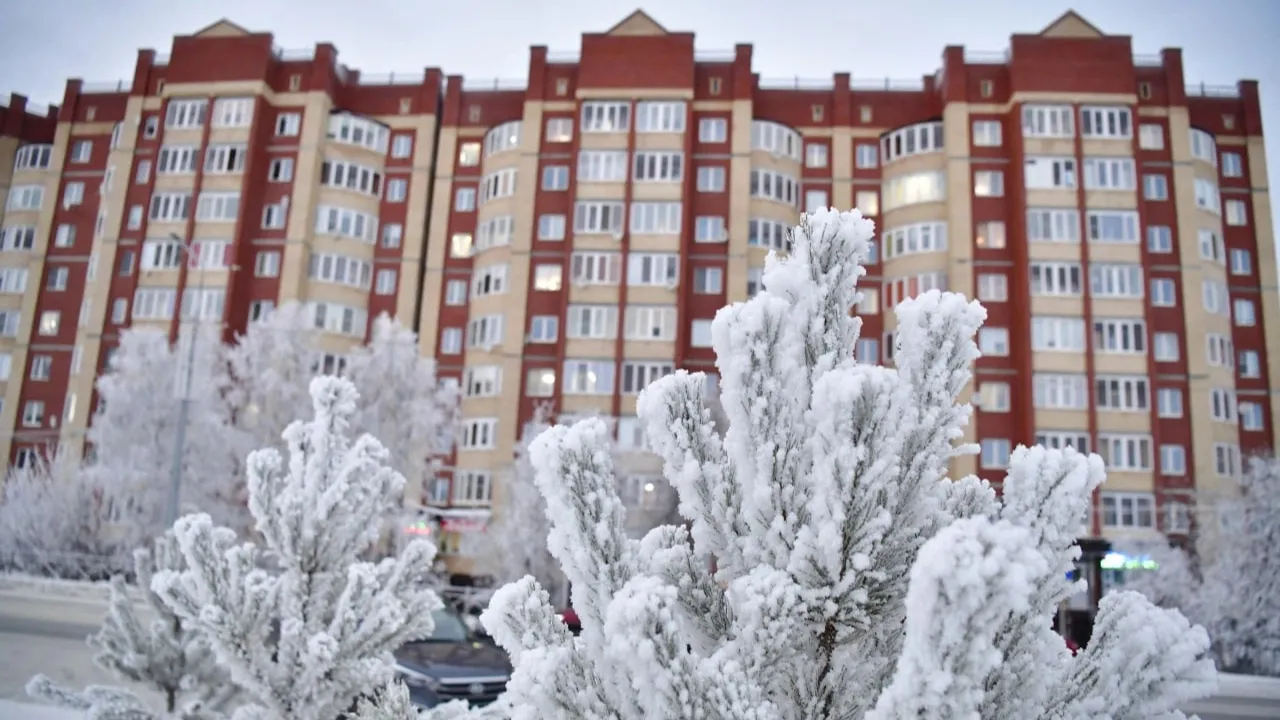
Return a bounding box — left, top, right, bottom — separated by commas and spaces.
460, 78, 529, 92
1186, 83, 1240, 98
356, 71, 428, 86
81, 80, 130, 94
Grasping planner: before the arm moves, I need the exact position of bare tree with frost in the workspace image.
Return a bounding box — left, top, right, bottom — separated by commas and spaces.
469, 208, 1217, 719
225, 302, 321, 457
27, 531, 235, 719
148, 376, 464, 719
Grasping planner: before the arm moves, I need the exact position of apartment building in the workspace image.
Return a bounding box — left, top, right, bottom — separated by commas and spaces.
1, 11, 1275, 559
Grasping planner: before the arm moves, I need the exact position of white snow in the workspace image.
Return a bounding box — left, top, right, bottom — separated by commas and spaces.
0, 699, 79, 719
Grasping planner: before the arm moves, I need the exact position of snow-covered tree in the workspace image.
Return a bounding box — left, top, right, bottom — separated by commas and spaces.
27, 531, 235, 719
85, 325, 246, 546
150, 376, 459, 719
476, 208, 1216, 719
0, 444, 119, 578
225, 302, 320, 455
344, 314, 459, 495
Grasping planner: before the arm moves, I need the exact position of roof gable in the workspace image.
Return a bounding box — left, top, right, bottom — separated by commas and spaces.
605, 10, 668, 36
192, 19, 253, 38
1039, 11, 1105, 39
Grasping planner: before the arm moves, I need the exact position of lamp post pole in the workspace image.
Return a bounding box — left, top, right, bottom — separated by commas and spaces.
164, 232, 206, 529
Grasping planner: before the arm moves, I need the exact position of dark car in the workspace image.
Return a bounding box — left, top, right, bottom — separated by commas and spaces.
394, 607, 511, 708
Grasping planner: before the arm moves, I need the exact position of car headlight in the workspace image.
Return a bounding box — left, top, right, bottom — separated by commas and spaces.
396, 665, 442, 692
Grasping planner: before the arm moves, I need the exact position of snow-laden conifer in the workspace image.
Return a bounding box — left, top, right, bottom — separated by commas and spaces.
474, 208, 1217, 719
27, 531, 234, 719
149, 376, 450, 719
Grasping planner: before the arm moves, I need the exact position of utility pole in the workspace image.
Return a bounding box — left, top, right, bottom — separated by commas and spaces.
164, 232, 207, 528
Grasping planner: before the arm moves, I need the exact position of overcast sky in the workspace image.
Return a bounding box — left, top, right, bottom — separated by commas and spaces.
1, 0, 1277, 224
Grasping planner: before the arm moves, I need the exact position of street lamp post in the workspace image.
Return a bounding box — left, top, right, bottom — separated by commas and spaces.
164, 232, 207, 529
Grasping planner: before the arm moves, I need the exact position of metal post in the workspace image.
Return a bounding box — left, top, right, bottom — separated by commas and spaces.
164, 233, 206, 528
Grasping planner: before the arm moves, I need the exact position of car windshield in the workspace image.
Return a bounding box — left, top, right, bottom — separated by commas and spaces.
427, 608, 470, 642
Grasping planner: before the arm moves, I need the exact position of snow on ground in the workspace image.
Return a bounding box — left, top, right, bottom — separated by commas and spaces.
0, 699, 78, 719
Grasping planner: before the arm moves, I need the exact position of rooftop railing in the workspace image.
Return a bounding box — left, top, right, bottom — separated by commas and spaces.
356, 71, 428, 86
460, 78, 529, 91
1133, 53, 1164, 67
1186, 83, 1240, 98
81, 80, 131, 94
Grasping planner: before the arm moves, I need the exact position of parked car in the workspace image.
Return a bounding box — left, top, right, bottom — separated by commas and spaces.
394, 607, 511, 708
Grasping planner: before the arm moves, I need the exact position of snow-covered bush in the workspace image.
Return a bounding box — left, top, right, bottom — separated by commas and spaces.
0, 444, 120, 579
149, 376, 455, 719
27, 531, 235, 718
477, 208, 1217, 718
85, 325, 247, 545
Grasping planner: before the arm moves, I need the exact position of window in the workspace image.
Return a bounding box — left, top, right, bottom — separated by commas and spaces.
457, 142, 481, 166
205, 144, 247, 174
140, 238, 183, 270
314, 206, 377, 243
805, 143, 829, 168
484, 122, 524, 159
196, 192, 240, 222
526, 368, 556, 397
45, 267, 68, 291
568, 301, 616, 338
310, 302, 368, 337
695, 216, 727, 243
308, 253, 371, 289
1150, 278, 1176, 306
1031, 316, 1086, 351
621, 361, 674, 395
1225, 199, 1248, 226
1089, 264, 1143, 298
437, 328, 463, 354
977, 274, 1008, 302
883, 272, 947, 308
29, 354, 52, 381
578, 150, 628, 182
805, 189, 829, 213
975, 221, 1005, 249
698, 118, 727, 143
1229, 249, 1252, 276
979, 382, 1011, 412
1198, 229, 1226, 264
630, 202, 681, 234
1210, 388, 1237, 423
1026, 209, 1080, 243
166, 99, 207, 128
574, 201, 626, 235
1143, 174, 1168, 200
636, 101, 685, 132
1240, 402, 1265, 432
451, 187, 477, 213
1080, 107, 1132, 138
541, 165, 570, 190
275, 112, 301, 136
628, 253, 679, 287
538, 214, 566, 241
858, 289, 879, 314
1214, 443, 1240, 477
321, 159, 383, 195
211, 97, 252, 127
1221, 151, 1243, 178
981, 439, 1011, 469
13, 144, 52, 170
1157, 388, 1183, 418
563, 359, 615, 394
461, 419, 498, 450
1087, 211, 1139, 243
0, 267, 26, 295
855, 191, 879, 217
1240, 350, 1262, 378
1147, 225, 1173, 253
582, 102, 630, 133
979, 327, 1009, 356
882, 222, 946, 259
1083, 158, 1135, 190
855, 144, 879, 168
255, 251, 281, 278
149, 193, 191, 222
751, 121, 802, 160
1194, 178, 1220, 214
1206, 334, 1234, 369
1234, 299, 1257, 326
475, 216, 513, 251
188, 239, 230, 270
1093, 319, 1146, 354
624, 306, 677, 341
268, 157, 294, 182
385, 178, 407, 201
0, 226, 36, 251
1138, 124, 1165, 150
262, 203, 287, 230
1101, 493, 1154, 528
444, 279, 468, 306
22, 401, 44, 428
327, 113, 390, 153
570, 252, 621, 285
529, 315, 559, 343
1190, 129, 1217, 164
1202, 280, 1228, 315
130, 287, 176, 320
1153, 333, 1179, 362
1099, 435, 1153, 472
748, 219, 791, 252
532, 264, 562, 292
463, 367, 502, 398
855, 339, 879, 364
1023, 157, 1076, 189
135, 160, 152, 183
690, 319, 714, 348
974, 171, 1004, 197
1095, 376, 1150, 411
972, 120, 1002, 147
697, 166, 726, 192
1034, 374, 1088, 409
179, 287, 225, 322
881, 171, 945, 211
1036, 432, 1089, 453
390, 134, 414, 159
693, 267, 723, 294
63, 182, 85, 206
545, 117, 573, 143
6, 185, 44, 211
0, 311, 18, 337
880, 122, 944, 163
472, 264, 509, 297
750, 169, 798, 205
1030, 262, 1081, 296
68, 140, 92, 164
1022, 105, 1074, 137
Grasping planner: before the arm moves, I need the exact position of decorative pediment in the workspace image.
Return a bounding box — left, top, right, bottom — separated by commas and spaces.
1039, 11, 1105, 39
192, 19, 253, 38
605, 10, 668, 36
